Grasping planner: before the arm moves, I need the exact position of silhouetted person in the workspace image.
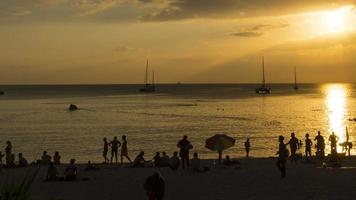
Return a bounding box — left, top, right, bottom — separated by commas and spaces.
305, 133, 312, 162
53, 152, 61, 165
65, 159, 77, 181
103, 138, 109, 164
314, 131, 325, 158
5, 141, 12, 166
169, 152, 180, 170
8, 153, 15, 167
218, 150, 222, 164
245, 138, 250, 158
144, 172, 165, 200
329, 132, 339, 155
153, 152, 161, 167
286, 133, 299, 164
177, 135, 192, 169
110, 136, 121, 164
85, 160, 99, 171
133, 151, 146, 167
276, 136, 287, 178
191, 152, 204, 173
46, 162, 58, 181
18, 153, 28, 167
121, 135, 132, 164
223, 155, 240, 166
41, 151, 51, 165
160, 152, 170, 167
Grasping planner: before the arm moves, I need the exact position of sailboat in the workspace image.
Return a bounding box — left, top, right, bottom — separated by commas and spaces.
294, 66, 298, 90
139, 59, 156, 93
255, 57, 271, 94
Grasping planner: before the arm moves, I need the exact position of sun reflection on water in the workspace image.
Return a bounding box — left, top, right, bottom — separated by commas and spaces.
325, 84, 349, 152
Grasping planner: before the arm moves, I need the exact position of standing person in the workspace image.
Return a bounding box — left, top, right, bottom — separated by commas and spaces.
276, 136, 288, 178
244, 138, 251, 158
5, 141, 12, 166
286, 133, 299, 164
110, 136, 121, 164
305, 133, 312, 162
103, 138, 109, 164
53, 152, 61, 165
329, 132, 338, 155
143, 172, 165, 200
314, 131, 325, 158
121, 135, 132, 164
177, 135, 193, 169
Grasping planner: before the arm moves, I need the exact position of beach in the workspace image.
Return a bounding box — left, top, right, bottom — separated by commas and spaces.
2, 157, 356, 200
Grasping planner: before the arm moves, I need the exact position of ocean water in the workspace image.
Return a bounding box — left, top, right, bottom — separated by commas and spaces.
0, 83, 355, 163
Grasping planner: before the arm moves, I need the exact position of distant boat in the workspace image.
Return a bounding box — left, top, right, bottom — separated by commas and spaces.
139, 59, 156, 93
256, 57, 271, 94
294, 66, 298, 90
69, 104, 78, 111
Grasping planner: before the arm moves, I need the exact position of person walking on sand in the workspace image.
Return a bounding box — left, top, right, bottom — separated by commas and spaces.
177, 135, 193, 169
121, 135, 132, 164
305, 133, 312, 162
110, 136, 121, 164
276, 135, 288, 178
286, 133, 299, 164
314, 131, 325, 158
329, 132, 338, 155
245, 138, 251, 158
102, 138, 109, 164
5, 141, 12, 166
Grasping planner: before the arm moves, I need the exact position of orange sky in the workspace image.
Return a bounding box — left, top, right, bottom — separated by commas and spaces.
0, 0, 356, 84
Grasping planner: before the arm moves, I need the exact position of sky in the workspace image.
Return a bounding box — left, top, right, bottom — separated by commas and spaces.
0, 0, 356, 84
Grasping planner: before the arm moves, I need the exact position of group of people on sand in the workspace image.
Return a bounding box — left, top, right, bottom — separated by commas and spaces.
103, 136, 131, 164
276, 131, 353, 178
0, 141, 29, 170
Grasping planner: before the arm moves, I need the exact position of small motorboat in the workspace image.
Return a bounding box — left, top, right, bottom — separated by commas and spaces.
69, 104, 78, 111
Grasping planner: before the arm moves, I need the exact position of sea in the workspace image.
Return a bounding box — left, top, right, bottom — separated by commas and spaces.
0, 83, 355, 163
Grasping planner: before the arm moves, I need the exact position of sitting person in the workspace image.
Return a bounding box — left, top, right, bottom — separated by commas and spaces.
143, 172, 165, 200
191, 152, 204, 173
18, 153, 28, 167
46, 162, 59, 181
153, 152, 161, 167
169, 151, 180, 170
41, 151, 51, 165
160, 152, 170, 167
53, 152, 61, 165
223, 155, 240, 166
85, 160, 99, 171
132, 151, 146, 167
64, 159, 77, 181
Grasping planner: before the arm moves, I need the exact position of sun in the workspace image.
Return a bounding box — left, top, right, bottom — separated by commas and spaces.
323, 7, 353, 33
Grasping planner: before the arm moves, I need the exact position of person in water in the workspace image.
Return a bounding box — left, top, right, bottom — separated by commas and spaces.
314, 131, 325, 158
120, 135, 132, 164
110, 136, 121, 164
305, 133, 312, 162
276, 135, 288, 178
46, 162, 59, 181
53, 152, 61, 165
286, 133, 299, 164
169, 152, 180, 170
5, 141, 12, 166
103, 138, 109, 164
18, 153, 28, 167
177, 135, 193, 169
65, 159, 77, 181
329, 132, 339, 155
244, 138, 251, 158
143, 172, 165, 200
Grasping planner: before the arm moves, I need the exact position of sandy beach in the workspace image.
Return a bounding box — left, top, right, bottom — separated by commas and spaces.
2, 157, 356, 200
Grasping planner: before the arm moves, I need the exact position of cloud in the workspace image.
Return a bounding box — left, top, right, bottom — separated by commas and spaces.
231, 23, 289, 38
140, 0, 356, 21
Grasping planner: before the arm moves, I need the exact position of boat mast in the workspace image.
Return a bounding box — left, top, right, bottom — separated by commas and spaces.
145, 59, 149, 85
262, 56, 266, 88
152, 70, 155, 86
294, 66, 298, 89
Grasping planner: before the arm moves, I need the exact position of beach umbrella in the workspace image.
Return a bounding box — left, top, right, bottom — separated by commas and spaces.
205, 134, 235, 151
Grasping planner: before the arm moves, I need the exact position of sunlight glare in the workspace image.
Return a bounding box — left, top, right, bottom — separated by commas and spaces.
323, 7, 353, 33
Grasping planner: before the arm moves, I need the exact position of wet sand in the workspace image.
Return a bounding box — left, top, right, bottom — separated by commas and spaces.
2, 157, 356, 200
